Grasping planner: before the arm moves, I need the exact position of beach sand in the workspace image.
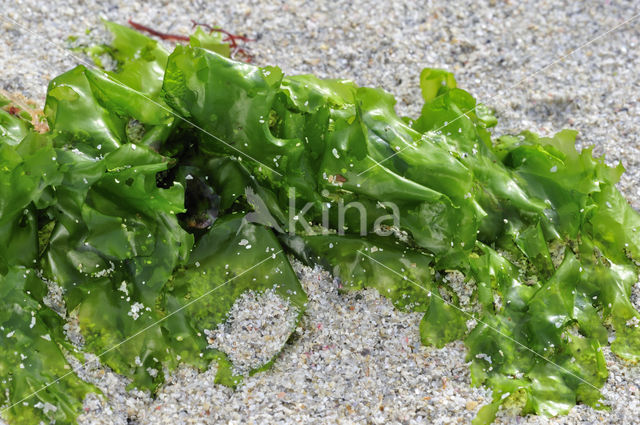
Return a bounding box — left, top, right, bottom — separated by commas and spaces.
1, 0, 639, 423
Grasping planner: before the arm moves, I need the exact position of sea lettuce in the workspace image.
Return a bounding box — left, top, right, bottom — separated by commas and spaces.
1, 21, 639, 425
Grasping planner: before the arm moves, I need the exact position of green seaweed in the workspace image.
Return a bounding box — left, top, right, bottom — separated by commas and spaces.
1, 21, 639, 425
